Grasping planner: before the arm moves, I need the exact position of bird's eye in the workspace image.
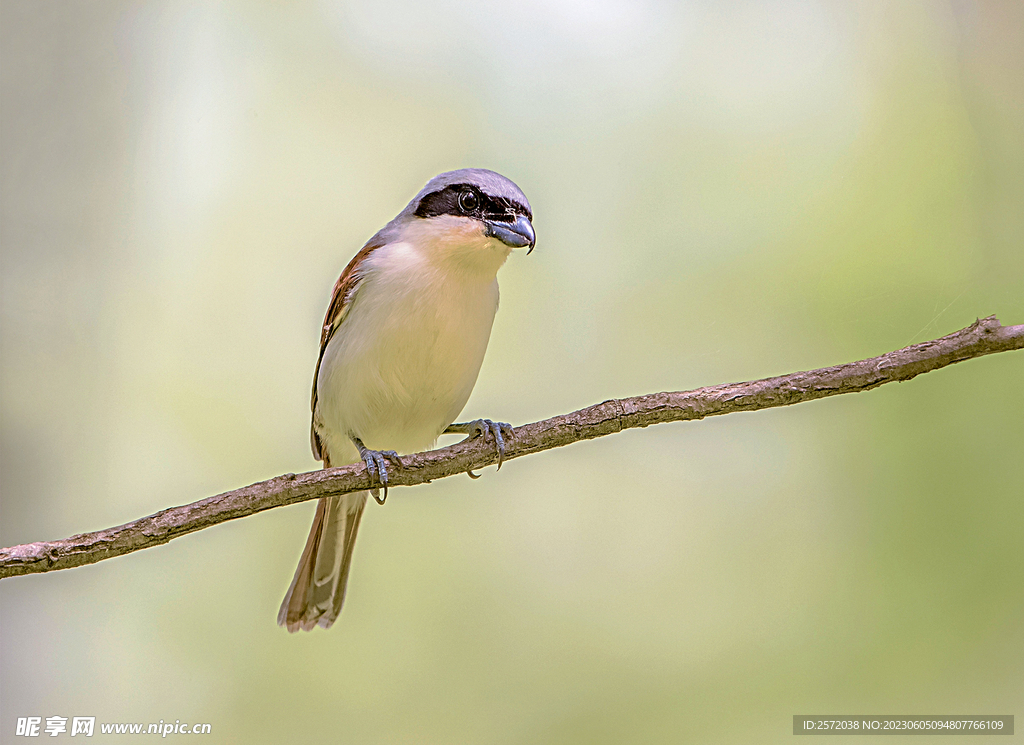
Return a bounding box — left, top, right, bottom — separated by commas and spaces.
457, 189, 479, 213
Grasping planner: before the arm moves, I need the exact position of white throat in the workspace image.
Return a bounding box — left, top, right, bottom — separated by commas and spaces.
396, 214, 513, 278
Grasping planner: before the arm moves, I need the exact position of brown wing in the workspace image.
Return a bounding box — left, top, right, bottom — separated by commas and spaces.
310, 237, 385, 461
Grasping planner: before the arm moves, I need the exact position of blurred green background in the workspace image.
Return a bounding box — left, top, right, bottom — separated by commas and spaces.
2, 1, 1022, 743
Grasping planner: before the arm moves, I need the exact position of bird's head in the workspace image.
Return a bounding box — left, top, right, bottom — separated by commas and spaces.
405, 169, 535, 258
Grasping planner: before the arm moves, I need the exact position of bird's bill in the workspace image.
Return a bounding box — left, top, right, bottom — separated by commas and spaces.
484, 214, 536, 253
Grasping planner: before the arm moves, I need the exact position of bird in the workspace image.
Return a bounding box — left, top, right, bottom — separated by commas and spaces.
278, 168, 535, 632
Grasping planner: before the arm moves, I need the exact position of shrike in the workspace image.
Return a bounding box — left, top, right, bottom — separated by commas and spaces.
279, 169, 535, 632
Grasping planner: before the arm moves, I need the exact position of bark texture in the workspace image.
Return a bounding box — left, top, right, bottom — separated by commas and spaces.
2, 316, 1021, 580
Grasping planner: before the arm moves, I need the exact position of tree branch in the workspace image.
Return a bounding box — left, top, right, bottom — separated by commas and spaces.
2, 316, 1021, 579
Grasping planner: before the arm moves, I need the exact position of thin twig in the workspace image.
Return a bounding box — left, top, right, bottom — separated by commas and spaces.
2, 316, 1021, 579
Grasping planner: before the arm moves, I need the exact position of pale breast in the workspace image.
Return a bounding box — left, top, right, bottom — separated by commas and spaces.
315, 239, 501, 458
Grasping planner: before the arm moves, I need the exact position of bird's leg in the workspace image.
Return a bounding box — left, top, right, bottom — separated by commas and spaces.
351, 436, 402, 505
444, 419, 515, 472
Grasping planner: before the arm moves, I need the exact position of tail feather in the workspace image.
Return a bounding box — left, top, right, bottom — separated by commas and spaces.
278, 491, 368, 632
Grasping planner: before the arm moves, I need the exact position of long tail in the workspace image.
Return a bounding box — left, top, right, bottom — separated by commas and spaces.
278, 490, 368, 632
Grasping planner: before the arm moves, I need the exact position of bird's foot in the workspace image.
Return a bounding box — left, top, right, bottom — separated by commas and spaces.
353, 437, 402, 505
444, 419, 515, 473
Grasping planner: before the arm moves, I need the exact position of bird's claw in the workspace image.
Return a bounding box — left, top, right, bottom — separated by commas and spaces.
355, 440, 401, 505
446, 418, 515, 472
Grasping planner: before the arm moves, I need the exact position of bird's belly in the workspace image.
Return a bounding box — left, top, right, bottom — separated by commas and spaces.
316, 273, 499, 459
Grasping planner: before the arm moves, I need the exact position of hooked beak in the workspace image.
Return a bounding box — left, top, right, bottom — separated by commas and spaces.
485, 214, 536, 254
